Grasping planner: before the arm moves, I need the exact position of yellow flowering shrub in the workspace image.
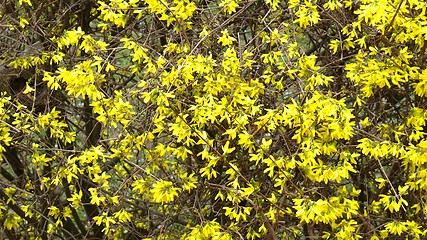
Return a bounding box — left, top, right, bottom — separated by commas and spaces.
2, 0, 427, 239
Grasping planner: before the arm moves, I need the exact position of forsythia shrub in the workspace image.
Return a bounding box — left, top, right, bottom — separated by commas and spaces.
1, 0, 427, 239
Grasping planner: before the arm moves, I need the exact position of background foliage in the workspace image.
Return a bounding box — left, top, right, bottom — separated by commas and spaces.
1, 0, 427, 239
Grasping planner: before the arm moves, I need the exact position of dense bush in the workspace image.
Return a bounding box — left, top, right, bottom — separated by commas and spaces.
1, 0, 427, 239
